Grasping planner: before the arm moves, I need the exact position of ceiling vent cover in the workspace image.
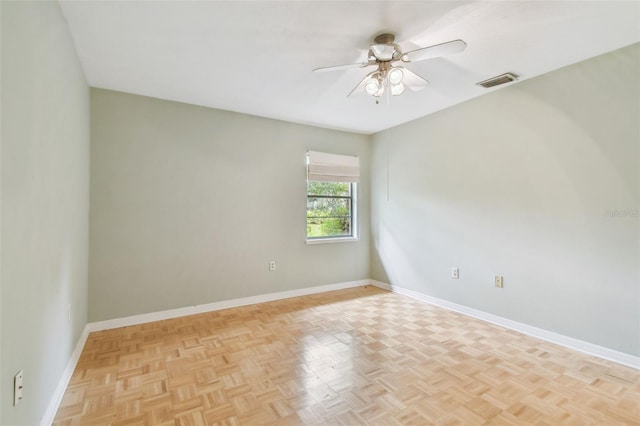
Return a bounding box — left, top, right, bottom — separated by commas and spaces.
476, 73, 518, 88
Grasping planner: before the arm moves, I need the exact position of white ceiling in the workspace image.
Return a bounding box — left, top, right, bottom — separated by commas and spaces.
59, 1, 639, 134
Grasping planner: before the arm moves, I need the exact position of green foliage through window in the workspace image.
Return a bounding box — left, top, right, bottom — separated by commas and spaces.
307, 181, 354, 238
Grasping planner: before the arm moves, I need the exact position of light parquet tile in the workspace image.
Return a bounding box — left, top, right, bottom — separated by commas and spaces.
54, 286, 640, 425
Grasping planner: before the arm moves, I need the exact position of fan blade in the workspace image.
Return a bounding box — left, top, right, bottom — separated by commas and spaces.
403, 39, 467, 63
313, 62, 372, 72
402, 68, 429, 91
347, 71, 376, 98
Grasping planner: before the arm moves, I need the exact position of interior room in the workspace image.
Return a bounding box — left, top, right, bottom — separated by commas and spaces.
1, 0, 638, 424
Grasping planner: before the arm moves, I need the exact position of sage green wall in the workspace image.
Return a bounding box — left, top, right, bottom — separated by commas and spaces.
371, 43, 640, 356
1, 1, 90, 424
89, 89, 370, 322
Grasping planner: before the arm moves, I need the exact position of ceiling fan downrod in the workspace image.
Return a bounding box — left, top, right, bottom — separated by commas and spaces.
373, 33, 395, 45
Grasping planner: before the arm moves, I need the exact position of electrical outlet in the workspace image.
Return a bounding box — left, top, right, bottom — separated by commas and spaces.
14, 370, 23, 406
269, 260, 276, 271
451, 267, 459, 279
495, 275, 504, 288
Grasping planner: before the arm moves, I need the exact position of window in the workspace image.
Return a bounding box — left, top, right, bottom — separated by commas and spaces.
306, 151, 359, 242
307, 181, 356, 239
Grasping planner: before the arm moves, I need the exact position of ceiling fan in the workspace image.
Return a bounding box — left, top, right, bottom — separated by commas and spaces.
313, 33, 467, 101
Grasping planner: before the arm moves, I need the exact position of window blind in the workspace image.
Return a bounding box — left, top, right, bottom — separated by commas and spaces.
307, 151, 360, 183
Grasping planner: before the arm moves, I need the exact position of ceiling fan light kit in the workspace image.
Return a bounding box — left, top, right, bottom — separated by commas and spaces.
388, 68, 403, 85
314, 33, 467, 102
363, 62, 406, 99
391, 81, 405, 96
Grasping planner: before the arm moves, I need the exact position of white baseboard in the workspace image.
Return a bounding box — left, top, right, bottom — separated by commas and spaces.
42, 279, 370, 425
87, 279, 371, 332
43, 277, 638, 425
370, 280, 639, 370
40, 324, 90, 426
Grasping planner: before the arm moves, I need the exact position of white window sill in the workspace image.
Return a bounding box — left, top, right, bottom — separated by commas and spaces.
306, 237, 359, 245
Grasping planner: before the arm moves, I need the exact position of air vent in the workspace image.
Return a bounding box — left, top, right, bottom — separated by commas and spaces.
476, 73, 518, 88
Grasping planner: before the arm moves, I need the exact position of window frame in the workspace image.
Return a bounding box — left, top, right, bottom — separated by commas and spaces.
306, 181, 358, 244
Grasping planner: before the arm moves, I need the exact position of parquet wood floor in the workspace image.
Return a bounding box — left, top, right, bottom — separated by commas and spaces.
53, 286, 639, 425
